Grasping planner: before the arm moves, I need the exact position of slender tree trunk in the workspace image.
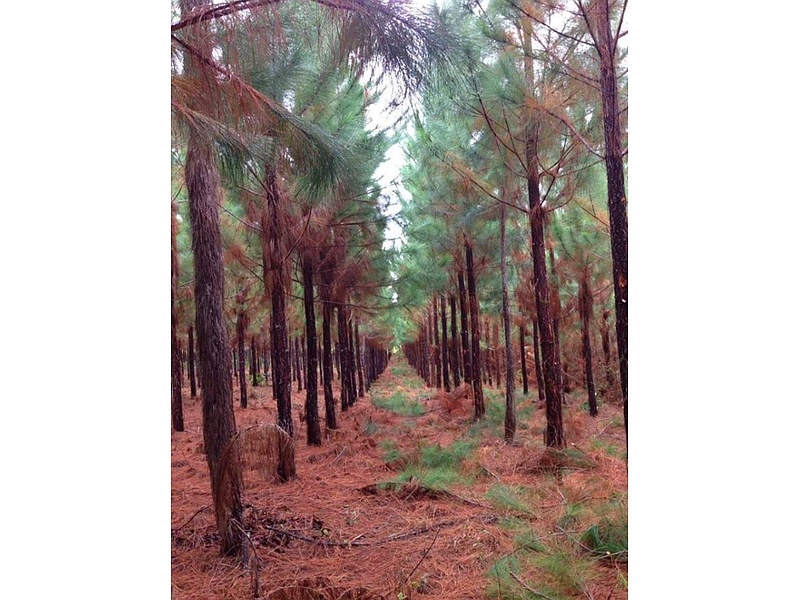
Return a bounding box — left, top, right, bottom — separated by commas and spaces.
188, 325, 197, 397
320, 274, 337, 430
294, 337, 303, 393
250, 336, 258, 388
591, 0, 628, 441
600, 309, 614, 396
302, 253, 322, 445
449, 293, 460, 387
171, 293, 185, 432
527, 131, 564, 447
532, 318, 545, 405
484, 318, 492, 387
432, 301, 441, 388
183, 69, 243, 554
337, 305, 351, 411
263, 166, 294, 441
171, 201, 185, 433
580, 265, 598, 416
347, 310, 358, 406
458, 270, 472, 387
237, 311, 247, 408
465, 241, 485, 419
519, 325, 529, 395
355, 318, 365, 398
500, 202, 516, 441
548, 245, 566, 400
439, 293, 451, 392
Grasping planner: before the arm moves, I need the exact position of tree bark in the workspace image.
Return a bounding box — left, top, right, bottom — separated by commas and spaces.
262, 166, 294, 441
519, 324, 529, 395
590, 0, 628, 440
250, 336, 258, 388
548, 245, 566, 400
183, 57, 243, 557
171, 292, 185, 432
500, 202, 516, 442
236, 311, 247, 408
439, 293, 451, 392
432, 301, 441, 389
302, 253, 322, 445
355, 317, 365, 398
458, 270, 472, 386
171, 202, 185, 433
527, 130, 564, 447
465, 241, 485, 419
320, 270, 337, 430
449, 293, 460, 387
579, 265, 598, 416
188, 325, 197, 397
337, 304, 352, 411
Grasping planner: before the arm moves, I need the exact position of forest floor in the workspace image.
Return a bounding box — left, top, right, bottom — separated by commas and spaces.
171, 357, 628, 600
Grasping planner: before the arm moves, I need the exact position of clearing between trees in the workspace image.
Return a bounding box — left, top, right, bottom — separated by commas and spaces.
171, 357, 627, 599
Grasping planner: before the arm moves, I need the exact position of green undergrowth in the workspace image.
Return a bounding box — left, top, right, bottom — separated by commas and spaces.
580, 494, 628, 560
371, 390, 425, 416
485, 484, 535, 516
381, 438, 479, 490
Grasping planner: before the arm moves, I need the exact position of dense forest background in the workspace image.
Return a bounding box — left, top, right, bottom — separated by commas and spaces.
3, 2, 800, 599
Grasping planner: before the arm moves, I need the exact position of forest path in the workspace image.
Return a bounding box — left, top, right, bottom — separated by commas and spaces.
171, 355, 628, 599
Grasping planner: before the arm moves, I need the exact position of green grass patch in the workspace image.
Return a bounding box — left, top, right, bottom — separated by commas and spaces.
395, 466, 469, 490
419, 439, 476, 469
557, 503, 585, 530
531, 550, 592, 598
485, 484, 534, 515
372, 390, 425, 416
513, 529, 547, 553
387, 439, 478, 490
485, 556, 526, 600
580, 507, 628, 560
590, 438, 620, 458
380, 440, 404, 465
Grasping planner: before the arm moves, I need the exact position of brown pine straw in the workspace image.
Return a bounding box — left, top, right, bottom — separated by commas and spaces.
172, 368, 628, 599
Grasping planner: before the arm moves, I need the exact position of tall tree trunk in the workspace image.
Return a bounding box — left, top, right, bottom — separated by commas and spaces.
302, 253, 322, 445
590, 0, 628, 440
355, 318, 365, 398
188, 325, 197, 398
347, 309, 358, 406
532, 318, 545, 405
527, 130, 564, 447
251, 336, 258, 387
294, 336, 303, 393
449, 293, 460, 387
237, 311, 247, 408
600, 308, 614, 397
439, 293, 451, 392
458, 270, 472, 386
171, 203, 185, 432
263, 166, 294, 441
171, 293, 185, 432
465, 241, 485, 419
484, 318, 492, 388
432, 301, 441, 389
337, 304, 351, 411
320, 272, 337, 430
548, 245, 566, 400
580, 265, 598, 416
183, 66, 243, 557
519, 324, 529, 395
500, 202, 516, 441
